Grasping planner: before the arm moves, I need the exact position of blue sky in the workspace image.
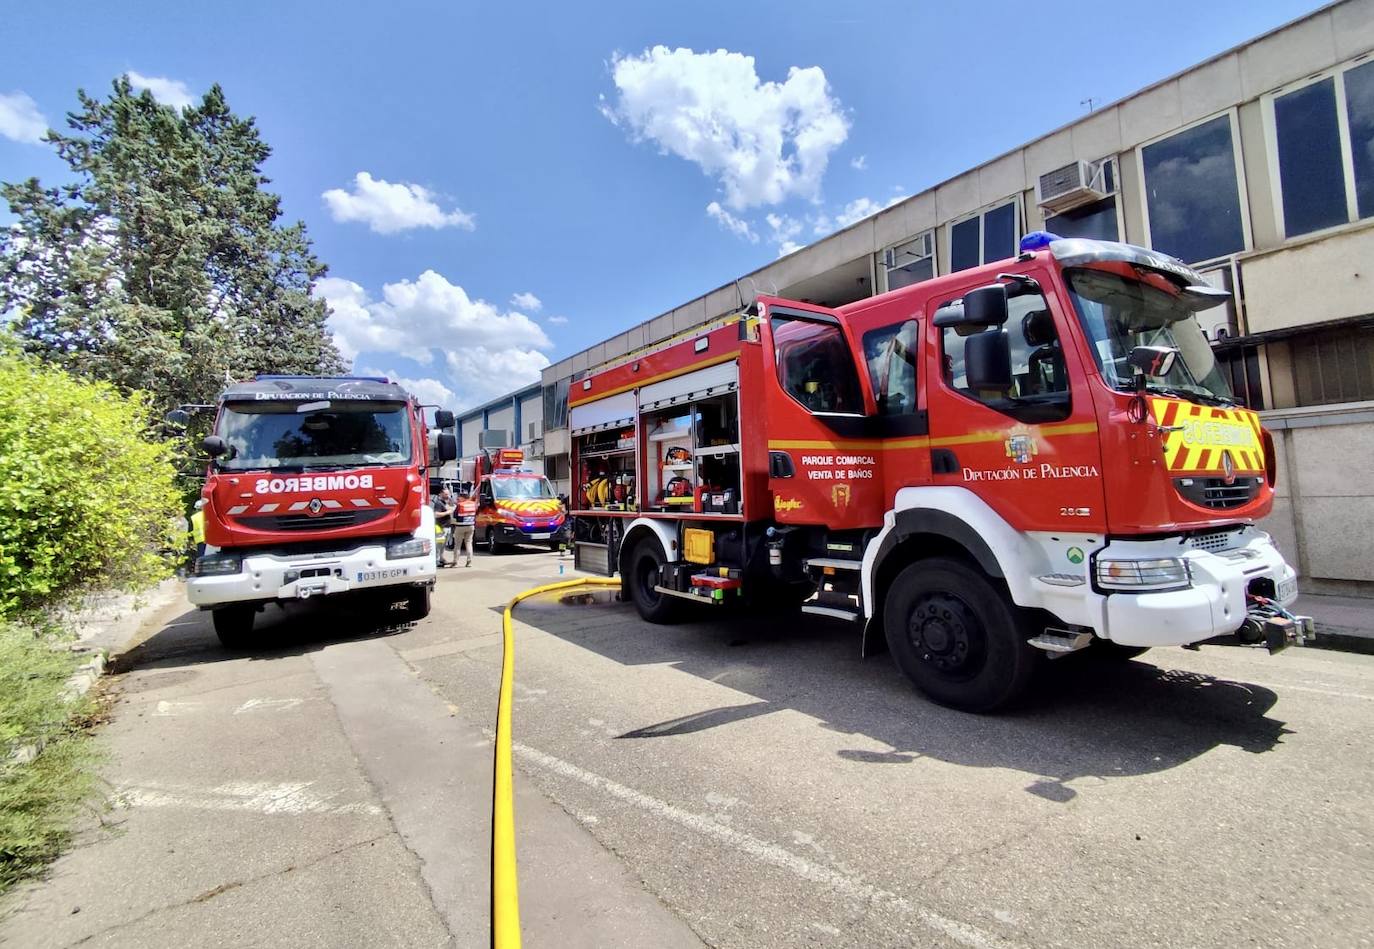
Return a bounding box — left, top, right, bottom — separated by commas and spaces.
1, 0, 1324, 410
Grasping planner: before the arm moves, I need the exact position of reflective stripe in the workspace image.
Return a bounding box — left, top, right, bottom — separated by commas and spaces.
226, 505, 249, 515
380, 497, 399, 506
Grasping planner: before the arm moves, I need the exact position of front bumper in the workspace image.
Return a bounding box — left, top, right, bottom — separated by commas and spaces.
1095, 533, 1299, 648
489, 523, 561, 544
187, 542, 436, 607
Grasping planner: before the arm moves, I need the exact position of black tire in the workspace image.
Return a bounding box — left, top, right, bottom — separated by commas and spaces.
407, 585, 431, 621
1090, 641, 1151, 661
486, 529, 505, 554
212, 605, 256, 649
626, 539, 684, 624
882, 558, 1038, 712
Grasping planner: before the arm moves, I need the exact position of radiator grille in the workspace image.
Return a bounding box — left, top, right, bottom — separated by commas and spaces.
237, 509, 389, 532
1174, 476, 1261, 510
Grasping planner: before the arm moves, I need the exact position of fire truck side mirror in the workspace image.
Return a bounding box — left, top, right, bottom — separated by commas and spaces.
1127, 345, 1179, 378
437, 433, 458, 462
202, 434, 228, 458
964, 329, 1013, 392
433, 409, 455, 429
164, 409, 190, 427
962, 284, 1009, 326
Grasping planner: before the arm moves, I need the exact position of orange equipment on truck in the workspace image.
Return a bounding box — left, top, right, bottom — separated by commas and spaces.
567, 234, 1313, 711
184, 375, 457, 647
465, 448, 566, 552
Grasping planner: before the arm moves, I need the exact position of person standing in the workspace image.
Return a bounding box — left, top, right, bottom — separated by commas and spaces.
432, 488, 456, 567
453, 488, 477, 567
190, 499, 207, 561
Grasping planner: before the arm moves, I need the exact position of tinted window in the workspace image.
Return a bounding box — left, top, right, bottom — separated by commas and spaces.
771, 315, 865, 414
950, 217, 979, 272
1046, 196, 1118, 241
941, 291, 1070, 422
982, 202, 1016, 264
1347, 59, 1374, 220
863, 321, 919, 416
1142, 115, 1245, 263
1275, 78, 1348, 236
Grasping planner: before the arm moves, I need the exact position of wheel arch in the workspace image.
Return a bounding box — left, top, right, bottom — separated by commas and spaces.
860, 487, 1040, 657
617, 517, 681, 585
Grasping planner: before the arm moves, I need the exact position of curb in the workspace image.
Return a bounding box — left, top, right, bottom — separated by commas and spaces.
8, 579, 182, 767
1305, 627, 1374, 657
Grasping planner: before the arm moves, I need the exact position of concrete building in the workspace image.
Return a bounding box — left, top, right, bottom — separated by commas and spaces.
440, 382, 544, 481
528, 0, 1373, 594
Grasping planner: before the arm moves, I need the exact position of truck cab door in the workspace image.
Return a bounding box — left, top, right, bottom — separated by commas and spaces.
755, 296, 884, 530
924, 269, 1107, 534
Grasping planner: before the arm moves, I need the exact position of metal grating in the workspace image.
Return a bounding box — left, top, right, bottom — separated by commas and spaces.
237, 509, 389, 532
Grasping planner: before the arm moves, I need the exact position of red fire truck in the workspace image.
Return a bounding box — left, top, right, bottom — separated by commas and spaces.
568, 234, 1313, 711
185, 375, 457, 646
464, 448, 566, 552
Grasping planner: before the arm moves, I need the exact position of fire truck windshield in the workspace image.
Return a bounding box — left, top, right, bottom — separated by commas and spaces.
215, 400, 412, 470
1065, 268, 1236, 406
492, 476, 556, 500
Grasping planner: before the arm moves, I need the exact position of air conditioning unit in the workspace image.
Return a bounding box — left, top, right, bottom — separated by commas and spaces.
478, 429, 510, 449
1036, 159, 1108, 213
527, 420, 543, 441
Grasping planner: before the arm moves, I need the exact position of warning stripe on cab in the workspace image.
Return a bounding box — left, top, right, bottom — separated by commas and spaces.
1150, 398, 1264, 473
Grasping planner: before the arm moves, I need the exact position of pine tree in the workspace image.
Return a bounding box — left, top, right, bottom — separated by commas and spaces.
0, 77, 343, 411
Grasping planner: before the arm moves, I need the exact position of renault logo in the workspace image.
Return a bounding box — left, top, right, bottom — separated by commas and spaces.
1221, 451, 1236, 486
307, 497, 324, 516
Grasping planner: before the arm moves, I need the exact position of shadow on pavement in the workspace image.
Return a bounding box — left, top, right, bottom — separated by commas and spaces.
112, 594, 418, 674
513, 597, 1291, 800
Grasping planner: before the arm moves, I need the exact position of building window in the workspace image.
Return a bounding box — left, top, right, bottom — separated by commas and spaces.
949, 199, 1020, 273
1289, 324, 1374, 406
543, 377, 569, 430
1140, 113, 1247, 264
1045, 158, 1120, 241
881, 231, 935, 292
1268, 57, 1374, 237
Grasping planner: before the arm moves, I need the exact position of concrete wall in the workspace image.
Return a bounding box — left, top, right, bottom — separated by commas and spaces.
1241, 223, 1374, 334
1259, 402, 1374, 594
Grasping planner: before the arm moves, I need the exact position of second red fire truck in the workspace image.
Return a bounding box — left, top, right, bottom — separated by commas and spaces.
568, 234, 1312, 711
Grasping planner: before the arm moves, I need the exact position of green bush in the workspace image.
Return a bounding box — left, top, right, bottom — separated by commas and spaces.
0, 349, 182, 615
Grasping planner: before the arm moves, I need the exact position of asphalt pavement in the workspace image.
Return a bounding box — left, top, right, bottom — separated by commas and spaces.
3, 549, 1373, 948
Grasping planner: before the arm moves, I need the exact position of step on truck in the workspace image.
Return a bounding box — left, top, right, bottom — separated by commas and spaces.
567, 233, 1314, 711
179, 375, 457, 647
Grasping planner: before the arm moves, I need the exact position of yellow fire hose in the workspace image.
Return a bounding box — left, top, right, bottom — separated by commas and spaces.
493, 576, 622, 949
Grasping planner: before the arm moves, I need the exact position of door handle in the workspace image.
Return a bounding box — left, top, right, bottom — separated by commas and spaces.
768, 451, 795, 479
932, 448, 960, 475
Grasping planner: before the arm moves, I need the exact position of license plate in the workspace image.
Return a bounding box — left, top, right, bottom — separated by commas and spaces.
357, 568, 407, 584
530, 532, 553, 540
1277, 577, 1298, 602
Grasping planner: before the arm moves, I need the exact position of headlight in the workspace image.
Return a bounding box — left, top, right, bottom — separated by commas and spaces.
386, 537, 433, 560
1095, 557, 1191, 592
194, 552, 242, 576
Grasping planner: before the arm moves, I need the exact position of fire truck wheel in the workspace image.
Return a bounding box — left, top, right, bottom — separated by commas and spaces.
882, 558, 1037, 713
407, 585, 431, 621
627, 539, 683, 624
212, 605, 256, 649
485, 529, 505, 554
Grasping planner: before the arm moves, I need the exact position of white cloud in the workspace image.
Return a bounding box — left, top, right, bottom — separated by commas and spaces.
510, 291, 542, 312
359, 367, 456, 410
850, 155, 867, 171
315, 271, 551, 409
706, 201, 758, 243
126, 72, 196, 110
322, 172, 475, 235
546, 315, 569, 325
776, 240, 804, 258
0, 92, 47, 144
602, 46, 849, 210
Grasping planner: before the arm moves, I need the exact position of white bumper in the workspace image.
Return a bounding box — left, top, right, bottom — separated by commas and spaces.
1092, 533, 1297, 648
188, 542, 436, 608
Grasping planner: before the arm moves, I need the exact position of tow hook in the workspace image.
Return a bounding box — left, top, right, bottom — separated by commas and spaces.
1239, 595, 1316, 653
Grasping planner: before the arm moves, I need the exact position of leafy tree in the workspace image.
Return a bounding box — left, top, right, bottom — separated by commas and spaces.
0, 77, 344, 412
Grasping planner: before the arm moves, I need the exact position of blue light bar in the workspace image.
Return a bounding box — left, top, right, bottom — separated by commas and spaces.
1019, 231, 1061, 253
255, 374, 392, 383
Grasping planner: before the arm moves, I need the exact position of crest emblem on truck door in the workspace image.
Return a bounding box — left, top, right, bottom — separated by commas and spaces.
831, 483, 851, 511
1004, 427, 1038, 464
307, 497, 324, 516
